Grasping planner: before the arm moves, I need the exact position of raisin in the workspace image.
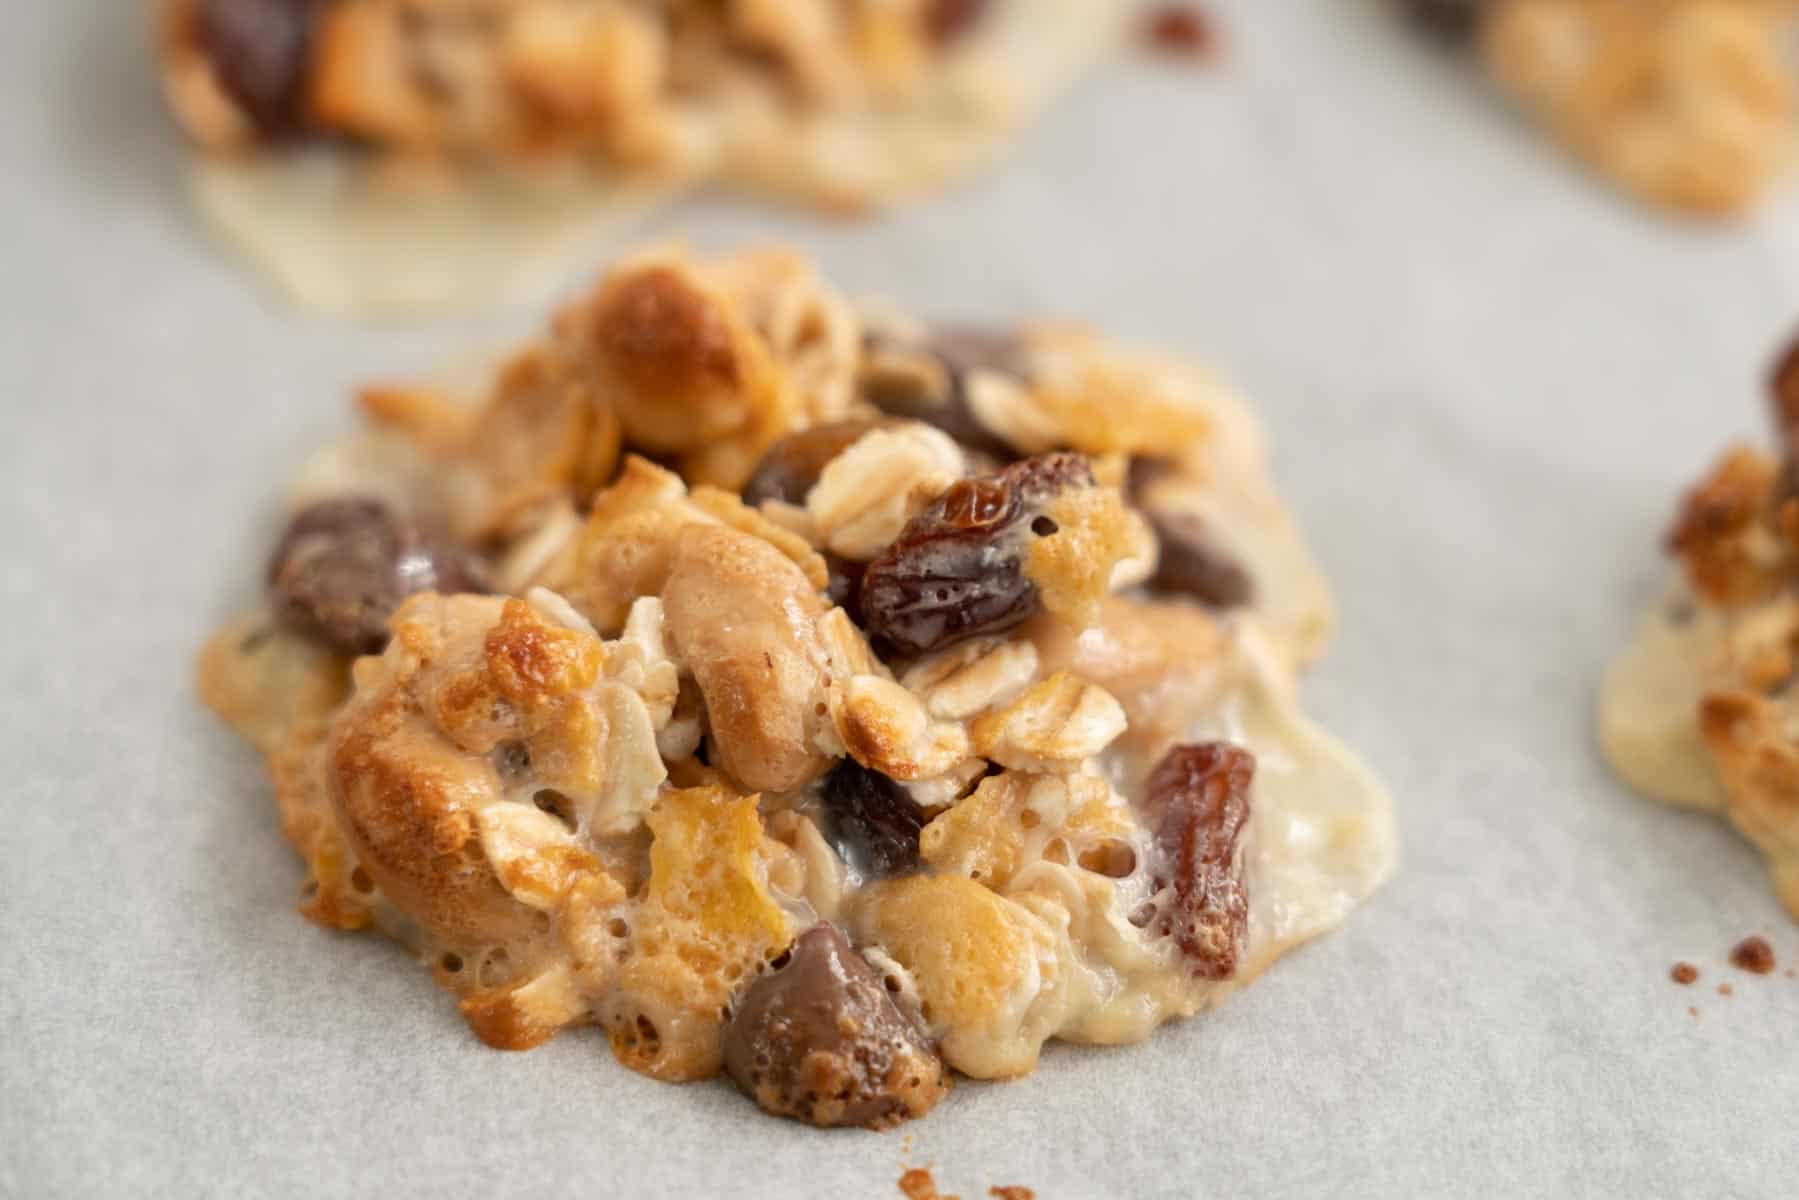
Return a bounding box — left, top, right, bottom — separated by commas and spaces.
860, 453, 1093, 656
819, 759, 926, 879
722, 925, 946, 1129
1146, 742, 1254, 980
1147, 510, 1254, 609
824, 554, 868, 624
267, 497, 489, 655
922, 0, 994, 45
860, 328, 1025, 461
1398, 0, 1487, 41
740, 418, 884, 507
197, 0, 320, 137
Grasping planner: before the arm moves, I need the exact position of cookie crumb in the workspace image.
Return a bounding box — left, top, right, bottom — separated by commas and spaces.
1688, 1006, 1700, 1018
900, 1168, 956, 1200
1729, 935, 1776, 975
990, 1189, 1035, 1200
1718, 982, 1734, 997
1669, 962, 1699, 985
1141, 5, 1219, 61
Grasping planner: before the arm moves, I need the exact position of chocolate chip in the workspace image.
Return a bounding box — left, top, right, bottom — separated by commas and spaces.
267, 497, 488, 655
722, 925, 948, 1129
859, 328, 1026, 461
197, 0, 320, 137
740, 418, 885, 508
1146, 510, 1254, 609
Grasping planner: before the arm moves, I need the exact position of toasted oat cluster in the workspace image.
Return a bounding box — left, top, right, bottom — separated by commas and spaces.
1404, 0, 1795, 218
1601, 330, 1799, 921
157, 0, 1120, 209
197, 245, 1395, 1127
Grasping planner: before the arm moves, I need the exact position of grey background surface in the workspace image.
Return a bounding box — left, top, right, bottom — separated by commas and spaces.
5, 1, 1798, 1196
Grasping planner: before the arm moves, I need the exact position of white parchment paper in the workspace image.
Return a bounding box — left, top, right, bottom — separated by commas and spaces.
4, 2, 1798, 1196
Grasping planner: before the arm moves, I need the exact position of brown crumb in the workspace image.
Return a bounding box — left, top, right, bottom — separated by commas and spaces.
900, 1169, 957, 1200
1688, 1006, 1700, 1018
1670, 962, 1699, 986
1718, 983, 1734, 997
1141, 5, 1219, 61
990, 1190, 1036, 1200
1729, 935, 1777, 975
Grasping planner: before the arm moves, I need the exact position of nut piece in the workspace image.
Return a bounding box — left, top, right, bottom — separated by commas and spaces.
1145, 742, 1254, 980
268, 497, 488, 655
860, 453, 1096, 657
722, 924, 948, 1129
663, 524, 832, 793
